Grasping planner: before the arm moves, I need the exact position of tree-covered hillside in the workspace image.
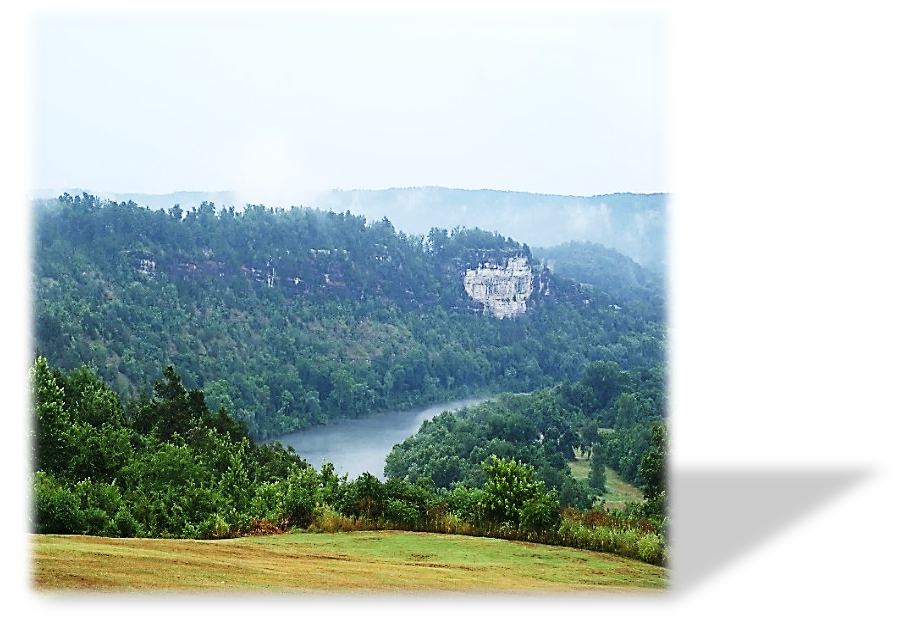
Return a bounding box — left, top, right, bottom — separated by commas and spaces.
32, 193, 666, 438
313, 187, 668, 273
534, 241, 667, 325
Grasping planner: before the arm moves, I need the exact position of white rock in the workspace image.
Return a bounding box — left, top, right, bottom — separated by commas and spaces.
463, 256, 533, 319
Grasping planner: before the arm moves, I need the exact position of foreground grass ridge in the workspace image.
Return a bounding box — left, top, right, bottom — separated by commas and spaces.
33, 531, 668, 593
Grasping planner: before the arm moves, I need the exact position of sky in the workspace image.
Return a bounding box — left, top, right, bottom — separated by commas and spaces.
31, 10, 666, 203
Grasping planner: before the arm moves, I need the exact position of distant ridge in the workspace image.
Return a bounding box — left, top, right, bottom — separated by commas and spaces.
311, 187, 668, 273
30, 186, 667, 272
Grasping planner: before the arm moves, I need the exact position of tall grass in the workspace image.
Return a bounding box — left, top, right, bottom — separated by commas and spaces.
289, 504, 668, 567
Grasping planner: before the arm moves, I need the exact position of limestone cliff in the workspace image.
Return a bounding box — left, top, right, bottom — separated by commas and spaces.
463, 256, 533, 319
127, 244, 555, 319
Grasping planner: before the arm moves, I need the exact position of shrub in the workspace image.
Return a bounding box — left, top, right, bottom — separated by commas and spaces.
33, 472, 83, 534
248, 480, 286, 525
385, 498, 421, 529
73, 477, 123, 519
82, 507, 111, 535
519, 492, 560, 537
336, 472, 386, 520
112, 505, 141, 538
559, 506, 582, 523
283, 466, 321, 527
195, 512, 231, 539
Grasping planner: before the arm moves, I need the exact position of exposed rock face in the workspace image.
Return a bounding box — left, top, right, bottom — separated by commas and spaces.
128, 246, 556, 317
463, 256, 533, 319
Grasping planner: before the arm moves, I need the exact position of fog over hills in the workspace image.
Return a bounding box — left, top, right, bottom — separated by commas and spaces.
31, 186, 667, 273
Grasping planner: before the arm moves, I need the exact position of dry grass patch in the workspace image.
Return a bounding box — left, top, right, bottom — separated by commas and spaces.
33, 531, 667, 594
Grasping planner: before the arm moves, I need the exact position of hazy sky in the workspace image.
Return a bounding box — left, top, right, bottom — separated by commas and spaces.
32, 12, 666, 202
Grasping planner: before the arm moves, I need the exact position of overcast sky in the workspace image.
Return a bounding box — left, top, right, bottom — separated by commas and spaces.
32, 12, 666, 202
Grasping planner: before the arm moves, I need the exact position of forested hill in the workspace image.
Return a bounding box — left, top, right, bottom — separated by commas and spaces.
32, 193, 666, 439
34, 187, 668, 274
533, 242, 667, 325
269, 187, 667, 274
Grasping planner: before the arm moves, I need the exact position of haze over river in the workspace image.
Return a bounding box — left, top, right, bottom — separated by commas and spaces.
269, 397, 490, 479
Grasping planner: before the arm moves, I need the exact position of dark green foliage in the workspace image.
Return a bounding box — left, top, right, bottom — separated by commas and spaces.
533, 241, 666, 323
589, 449, 607, 492
519, 492, 561, 537
30, 191, 668, 560
56, 365, 127, 429
31, 358, 325, 538
383, 477, 434, 530
65, 422, 135, 484
638, 423, 668, 521
33, 194, 665, 439
318, 461, 341, 504
557, 478, 596, 511
33, 472, 82, 534
28, 357, 667, 564
250, 441, 311, 483
441, 483, 484, 521
478, 455, 560, 536
282, 466, 321, 528
31, 356, 72, 475
336, 472, 387, 520
112, 506, 141, 538
638, 423, 667, 500
581, 361, 627, 412
384, 390, 590, 507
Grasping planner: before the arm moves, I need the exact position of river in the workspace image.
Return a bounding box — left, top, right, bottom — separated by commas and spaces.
268, 397, 490, 480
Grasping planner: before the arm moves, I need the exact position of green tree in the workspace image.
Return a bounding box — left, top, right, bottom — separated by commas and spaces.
283, 466, 321, 528
31, 356, 73, 475
478, 455, 552, 529
337, 472, 387, 520
614, 392, 639, 428
318, 461, 340, 505
582, 361, 624, 410
33, 471, 82, 534
639, 416, 680, 543
588, 448, 607, 492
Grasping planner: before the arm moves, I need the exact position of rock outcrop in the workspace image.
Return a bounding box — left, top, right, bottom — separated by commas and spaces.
463, 256, 533, 319
127, 246, 552, 318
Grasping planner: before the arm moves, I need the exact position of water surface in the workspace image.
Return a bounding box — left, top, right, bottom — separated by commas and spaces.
270, 397, 489, 479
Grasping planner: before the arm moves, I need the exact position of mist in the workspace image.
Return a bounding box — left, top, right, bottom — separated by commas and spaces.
30, 185, 667, 272
310, 187, 668, 272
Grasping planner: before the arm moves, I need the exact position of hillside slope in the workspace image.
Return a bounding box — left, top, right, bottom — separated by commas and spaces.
32, 193, 666, 438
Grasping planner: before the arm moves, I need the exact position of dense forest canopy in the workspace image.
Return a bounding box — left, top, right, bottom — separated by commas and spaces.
30, 191, 669, 564
33, 193, 666, 439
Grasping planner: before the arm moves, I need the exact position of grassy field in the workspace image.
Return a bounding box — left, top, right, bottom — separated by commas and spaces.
568, 450, 645, 511
32, 530, 668, 593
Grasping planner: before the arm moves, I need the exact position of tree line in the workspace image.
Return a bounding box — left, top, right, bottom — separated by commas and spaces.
31, 356, 668, 565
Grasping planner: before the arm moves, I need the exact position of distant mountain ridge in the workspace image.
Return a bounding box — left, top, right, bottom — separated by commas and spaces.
31, 187, 667, 273
312, 188, 667, 273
